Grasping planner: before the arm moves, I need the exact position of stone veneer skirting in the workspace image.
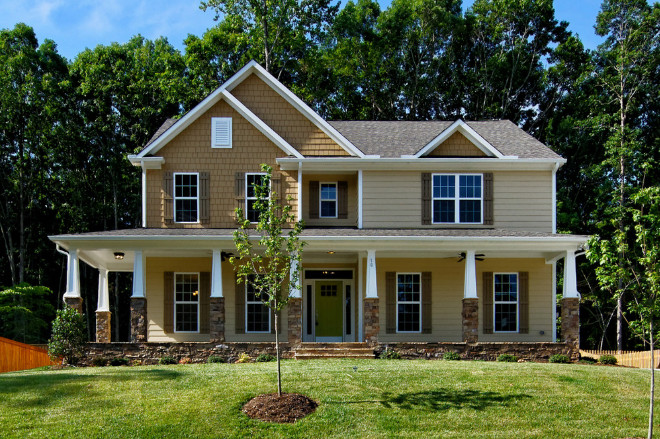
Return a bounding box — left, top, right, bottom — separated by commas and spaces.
80, 341, 575, 366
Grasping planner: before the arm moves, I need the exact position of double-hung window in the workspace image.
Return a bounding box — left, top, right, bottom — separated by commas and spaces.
396, 273, 422, 333
174, 173, 199, 223
246, 275, 270, 333
174, 273, 199, 332
494, 273, 518, 332
246, 173, 268, 223
432, 174, 482, 224
320, 183, 337, 218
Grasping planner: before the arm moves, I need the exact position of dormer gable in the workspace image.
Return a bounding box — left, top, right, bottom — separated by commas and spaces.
425, 132, 488, 158
414, 119, 509, 159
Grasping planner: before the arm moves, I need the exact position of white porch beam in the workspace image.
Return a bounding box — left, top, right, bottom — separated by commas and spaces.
211, 250, 223, 298
63, 249, 80, 299
563, 250, 580, 298
131, 250, 145, 298
358, 169, 363, 229
97, 267, 110, 312
289, 252, 301, 298
366, 249, 378, 298
463, 250, 478, 299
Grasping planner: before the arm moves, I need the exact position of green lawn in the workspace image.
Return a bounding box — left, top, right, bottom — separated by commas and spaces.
0, 360, 654, 438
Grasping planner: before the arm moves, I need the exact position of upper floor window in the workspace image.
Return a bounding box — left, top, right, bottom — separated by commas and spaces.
494, 273, 518, 332
246, 275, 270, 333
397, 273, 422, 333
320, 183, 338, 218
432, 174, 482, 224
175, 272, 199, 332
211, 117, 232, 148
174, 173, 199, 223
246, 173, 269, 223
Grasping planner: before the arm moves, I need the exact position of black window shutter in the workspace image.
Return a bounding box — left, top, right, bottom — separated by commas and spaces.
338, 181, 348, 219
199, 272, 210, 333
235, 272, 245, 334
164, 272, 174, 333
422, 272, 432, 334
163, 172, 174, 225
386, 272, 396, 333
519, 272, 529, 334
199, 172, 210, 224
235, 172, 245, 219
309, 181, 319, 219
483, 272, 493, 334
421, 173, 431, 225
483, 173, 493, 225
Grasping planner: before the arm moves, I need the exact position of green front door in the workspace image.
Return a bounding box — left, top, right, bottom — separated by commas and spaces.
315, 281, 343, 338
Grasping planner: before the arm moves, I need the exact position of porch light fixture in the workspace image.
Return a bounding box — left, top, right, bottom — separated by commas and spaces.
114, 252, 125, 260
327, 251, 335, 254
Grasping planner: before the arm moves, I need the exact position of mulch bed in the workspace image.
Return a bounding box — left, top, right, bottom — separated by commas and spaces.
243, 393, 318, 423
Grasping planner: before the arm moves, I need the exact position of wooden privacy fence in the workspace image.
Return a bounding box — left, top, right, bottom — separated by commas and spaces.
0, 336, 55, 373
580, 349, 660, 369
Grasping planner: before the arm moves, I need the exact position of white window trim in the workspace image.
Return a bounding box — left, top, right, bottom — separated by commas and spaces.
493, 272, 519, 333
245, 279, 271, 334
174, 272, 200, 333
173, 172, 200, 224
431, 173, 483, 224
395, 272, 422, 334
211, 117, 232, 148
319, 182, 338, 219
245, 172, 269, 224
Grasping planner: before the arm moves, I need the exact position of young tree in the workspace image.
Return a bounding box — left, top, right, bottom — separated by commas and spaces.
231, 164, 305, 396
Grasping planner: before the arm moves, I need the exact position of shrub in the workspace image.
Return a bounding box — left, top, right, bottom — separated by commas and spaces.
207, 355, 226, 364
92, 357, 108, 367
549, 354, 571, 364
443, 352, 461, 361
497, 354, 518, 363
132, 359, 142, 367
599, 355, 618, 365
255, 353, 276, 362
380, 349, 401, 360
110, 358, 130, 366
48, 307, 87, 365
579, 356, 597, 364
235, 352, 251, 363
159, 356, 177, 365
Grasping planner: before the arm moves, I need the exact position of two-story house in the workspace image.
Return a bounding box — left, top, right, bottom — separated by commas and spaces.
49, 61, 586, 361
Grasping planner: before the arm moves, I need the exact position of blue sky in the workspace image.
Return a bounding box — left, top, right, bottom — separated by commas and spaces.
1, 0, 605, 61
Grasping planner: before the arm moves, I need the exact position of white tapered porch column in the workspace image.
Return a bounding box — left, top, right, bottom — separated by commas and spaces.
364, 249, 379, 344
63, 249, 83, 313
130, 250, 147, 342
563, 250, 580, 299
210, 249, 226, 342
463, 250, 477, 299
462, 250, 479, 342
96, 267, 111, 342
366, 250, 377, 298
211, 250, 223, 298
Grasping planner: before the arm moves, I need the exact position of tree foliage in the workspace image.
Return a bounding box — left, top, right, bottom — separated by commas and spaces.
0, 284, 55, 343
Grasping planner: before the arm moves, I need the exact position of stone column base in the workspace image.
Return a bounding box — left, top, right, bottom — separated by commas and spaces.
130, 297, 148, 343
561, 297, 580, 359
462, 298, 479, 343
364, 298, 380, 345
210, 297, 225, 343
287, 298, 302, 346
64, 296, 83, 314
96, 311, 112, 343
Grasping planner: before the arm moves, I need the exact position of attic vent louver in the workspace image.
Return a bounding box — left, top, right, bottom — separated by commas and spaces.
211, 117, 232, 148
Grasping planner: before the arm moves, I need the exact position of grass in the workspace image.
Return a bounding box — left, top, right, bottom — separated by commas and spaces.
0, 360, 654, 438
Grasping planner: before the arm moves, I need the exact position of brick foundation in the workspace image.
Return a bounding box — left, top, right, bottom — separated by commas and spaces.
96, 311, 112, 343
64, 296, 83, 314
209, 297, 225, 342
561, 297, 580, 359
287, 298, 302, 346
364, 298, 379, 345
130, 297, 148, 343
462, 298, 479, 343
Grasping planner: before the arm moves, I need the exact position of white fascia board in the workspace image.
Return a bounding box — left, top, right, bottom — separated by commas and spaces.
221, 90, 303, 158
232, 63, 364, 158
136, 61, 261, 158
277, 157, 566, 172
415, 119, 505, 158
128, 155, 165, 169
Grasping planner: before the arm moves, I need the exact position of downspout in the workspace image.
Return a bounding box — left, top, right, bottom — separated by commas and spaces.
141, 164, 147, 228
552, 162, 559, 234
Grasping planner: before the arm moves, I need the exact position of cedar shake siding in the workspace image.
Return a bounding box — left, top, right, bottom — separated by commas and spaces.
361, 257, 553, 343
426, 132, 488, 157
362, 170, 553, 232
230, 73, 349, 157
145, 99, 298, 228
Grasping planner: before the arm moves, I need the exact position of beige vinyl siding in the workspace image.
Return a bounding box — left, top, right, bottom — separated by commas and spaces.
302, 174, 358, 227
361, 257, 553, 343
362, 170, 552, 232
146, 257, 212, 342
478, 258, 553, 342
146, 257, 287, 342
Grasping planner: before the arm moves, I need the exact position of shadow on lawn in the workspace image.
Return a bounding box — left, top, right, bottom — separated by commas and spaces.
328, 388, 530, 412
0, 369, 181, 408
380, 388, 530, 412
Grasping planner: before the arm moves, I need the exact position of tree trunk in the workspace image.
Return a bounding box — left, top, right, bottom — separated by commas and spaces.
275, 310, 282, 396
617, 292, 624, 353
648, 320, 654, 439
